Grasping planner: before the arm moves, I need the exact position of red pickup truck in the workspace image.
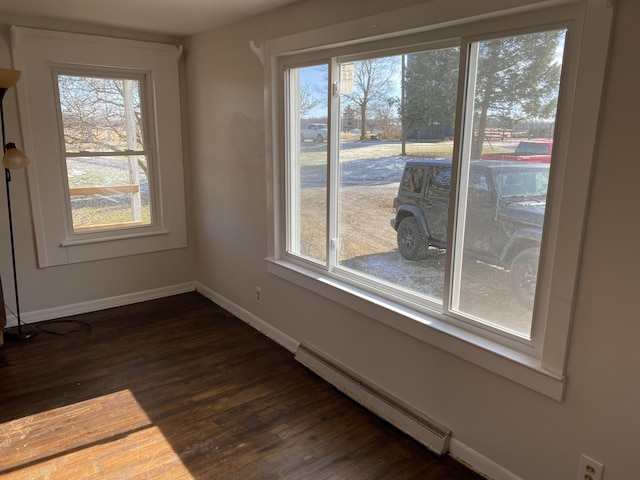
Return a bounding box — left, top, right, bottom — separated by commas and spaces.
482, 139, 553, 163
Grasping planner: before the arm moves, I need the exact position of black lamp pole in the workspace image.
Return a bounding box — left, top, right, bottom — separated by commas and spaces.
1, 88, 36, 341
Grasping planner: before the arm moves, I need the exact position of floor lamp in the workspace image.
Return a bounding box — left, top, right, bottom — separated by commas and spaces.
0, 68, 37, 341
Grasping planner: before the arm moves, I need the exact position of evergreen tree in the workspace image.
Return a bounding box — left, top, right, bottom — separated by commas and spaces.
471, 31, 563, 158
402, 48, 459, 140
401, 31, 563, 157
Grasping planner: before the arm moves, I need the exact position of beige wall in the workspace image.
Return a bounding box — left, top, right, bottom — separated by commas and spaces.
185, 0, 640, 478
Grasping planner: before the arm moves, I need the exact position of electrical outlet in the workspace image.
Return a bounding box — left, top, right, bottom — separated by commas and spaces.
255, 286, 262, 304
578, 454, 604, 480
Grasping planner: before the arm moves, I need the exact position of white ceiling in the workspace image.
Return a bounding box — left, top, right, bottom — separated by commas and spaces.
0, 0, 302, 37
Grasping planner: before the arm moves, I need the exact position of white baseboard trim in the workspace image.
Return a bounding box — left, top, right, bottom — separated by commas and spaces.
195, 282, 299, 353
449, 439, 523, 480
296, 342, 451, 455
4, 282, 197, 327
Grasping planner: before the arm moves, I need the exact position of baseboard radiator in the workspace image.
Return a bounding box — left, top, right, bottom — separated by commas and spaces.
295, 343, 451, 456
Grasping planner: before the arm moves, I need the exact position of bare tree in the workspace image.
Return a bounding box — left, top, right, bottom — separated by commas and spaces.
343, 58, 398, 141
372, 97, 401, 140
58, 76, 143, 151
299, 82, 323, 120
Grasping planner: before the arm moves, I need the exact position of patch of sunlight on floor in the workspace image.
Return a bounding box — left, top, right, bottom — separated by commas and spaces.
0, 389, 194, 479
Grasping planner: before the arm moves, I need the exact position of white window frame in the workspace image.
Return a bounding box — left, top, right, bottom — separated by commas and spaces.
52, 68, 155, 239
264, 0, 613, 401
11, 27, 187, 266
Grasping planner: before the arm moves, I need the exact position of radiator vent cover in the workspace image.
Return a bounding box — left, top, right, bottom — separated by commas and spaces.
295, 343, 451, 455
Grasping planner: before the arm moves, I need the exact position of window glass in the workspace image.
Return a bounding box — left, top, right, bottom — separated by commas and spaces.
56, 74, 151, 233
286, 65, 329, 264
335, 49, 458, 302
451, 29, 566, 337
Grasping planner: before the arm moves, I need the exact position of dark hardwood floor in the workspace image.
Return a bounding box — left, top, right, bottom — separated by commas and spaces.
0, 292, 484, 479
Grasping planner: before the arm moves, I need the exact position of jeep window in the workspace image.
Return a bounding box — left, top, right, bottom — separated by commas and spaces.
428, 167, 452, 198
401, 167, 426, 194
468, 172, 491, 204
469, 172, 489, 192
494, 171, 549, 198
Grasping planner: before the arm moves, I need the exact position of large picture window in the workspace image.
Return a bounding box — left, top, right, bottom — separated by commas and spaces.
266, 1, 613, 399
285, 29, 564, 343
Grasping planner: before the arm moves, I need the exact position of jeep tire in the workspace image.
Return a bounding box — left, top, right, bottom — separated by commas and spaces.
397, 216, 428, 260
510, 247, 539, 308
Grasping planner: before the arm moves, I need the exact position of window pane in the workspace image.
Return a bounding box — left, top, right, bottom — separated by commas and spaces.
286, 65, 329, 263
338, 49, 459, 302
451, 30, 566, 337
57, 75, 144, 153
67, 155, 150, 232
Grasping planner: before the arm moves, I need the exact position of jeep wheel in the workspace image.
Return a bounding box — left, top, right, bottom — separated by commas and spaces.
300, 134, 305, 143
510, 247, 539, 308
397, 217, 428, 260
316, 134, 324, 143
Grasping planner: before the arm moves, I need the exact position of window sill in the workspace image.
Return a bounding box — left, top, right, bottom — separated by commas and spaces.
266, 258, 566, 400
61, 227, 170, 247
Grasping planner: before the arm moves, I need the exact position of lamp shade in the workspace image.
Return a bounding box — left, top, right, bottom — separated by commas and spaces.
0, 68, 20, 90
3, 143, 29, 169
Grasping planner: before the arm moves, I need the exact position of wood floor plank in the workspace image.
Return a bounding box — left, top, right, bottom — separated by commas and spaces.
0, 292, 484, 479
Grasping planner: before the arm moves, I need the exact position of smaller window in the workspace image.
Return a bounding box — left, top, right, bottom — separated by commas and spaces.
12, 27, 187, 266
55, 73, 153, 234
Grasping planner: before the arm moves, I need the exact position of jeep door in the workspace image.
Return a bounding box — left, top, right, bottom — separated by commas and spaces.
424, 166, 450, 248
462, 169, 505, 262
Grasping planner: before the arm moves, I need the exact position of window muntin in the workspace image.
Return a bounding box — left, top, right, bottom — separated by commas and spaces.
284, 27, 566, 346
55, 73, 153, 234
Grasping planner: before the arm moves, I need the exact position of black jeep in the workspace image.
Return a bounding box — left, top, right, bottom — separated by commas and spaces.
391, 159, 549, 304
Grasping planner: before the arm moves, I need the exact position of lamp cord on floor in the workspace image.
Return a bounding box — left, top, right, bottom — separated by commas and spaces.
3, 303, 92, 336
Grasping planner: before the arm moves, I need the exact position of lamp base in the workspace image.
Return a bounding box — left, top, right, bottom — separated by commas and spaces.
4, 325, 38, 341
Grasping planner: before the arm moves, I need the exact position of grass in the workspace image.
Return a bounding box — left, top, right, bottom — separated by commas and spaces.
300, 140, 456, 166
67, 157, 150, 229
72, 203, 151, 229
299, 138, 522, 166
